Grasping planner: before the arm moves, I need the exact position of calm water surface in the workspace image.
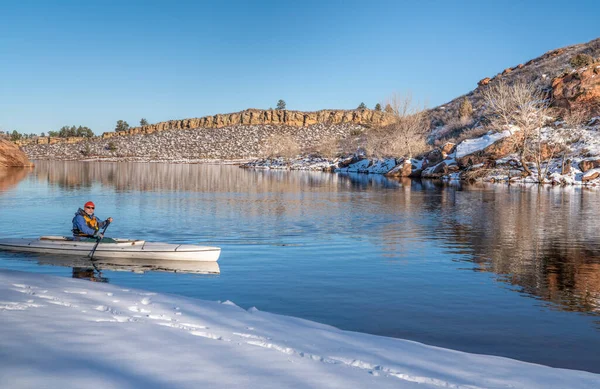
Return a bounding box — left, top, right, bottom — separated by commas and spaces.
1, 161, 599, 373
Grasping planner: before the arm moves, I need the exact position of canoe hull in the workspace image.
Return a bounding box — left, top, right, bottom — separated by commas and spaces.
0, 238, 221, 262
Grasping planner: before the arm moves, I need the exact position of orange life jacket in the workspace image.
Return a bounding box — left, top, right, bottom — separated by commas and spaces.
72, 210, 99, 236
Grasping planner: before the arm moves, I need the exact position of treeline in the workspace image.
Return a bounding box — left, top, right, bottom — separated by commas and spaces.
0, 131, 42, 141
48, 125, 94, 138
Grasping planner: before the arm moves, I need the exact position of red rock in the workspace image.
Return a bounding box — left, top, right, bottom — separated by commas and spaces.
552, 62, 600, 115
478, 77, 491, 87
579, 158, 600, 172
582, 171, 600, 182
0, 139, 34, 167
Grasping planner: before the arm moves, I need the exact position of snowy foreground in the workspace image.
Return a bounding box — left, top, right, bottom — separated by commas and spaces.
1, 270, 599, 389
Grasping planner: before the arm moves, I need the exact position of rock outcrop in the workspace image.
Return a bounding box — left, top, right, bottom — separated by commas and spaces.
0, 139, 34, 167
552, 62, 600, 115
102, 109, 393, 139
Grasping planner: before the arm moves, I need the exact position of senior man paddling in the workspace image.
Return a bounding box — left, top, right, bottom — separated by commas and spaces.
72, 201, 114, 241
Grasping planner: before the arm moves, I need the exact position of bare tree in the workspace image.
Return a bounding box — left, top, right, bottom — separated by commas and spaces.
366, 94, 428, 158
482, 81, 557, 182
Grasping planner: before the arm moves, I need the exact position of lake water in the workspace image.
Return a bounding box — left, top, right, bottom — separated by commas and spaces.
1, 161, 599, 373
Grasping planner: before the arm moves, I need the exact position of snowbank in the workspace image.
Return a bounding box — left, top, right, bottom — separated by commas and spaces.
454, 130, 513, 159
1, 270, 598, 388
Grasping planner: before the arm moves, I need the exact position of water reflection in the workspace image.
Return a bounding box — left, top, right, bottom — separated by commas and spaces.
4, 252, 220, 279
72, 267, 109, 282
438, 185, 600, 315
0, 167, 30, 193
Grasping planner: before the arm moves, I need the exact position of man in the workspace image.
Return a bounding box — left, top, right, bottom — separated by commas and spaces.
72, 201, 114, 241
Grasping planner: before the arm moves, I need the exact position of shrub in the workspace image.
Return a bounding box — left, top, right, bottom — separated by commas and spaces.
357, 102, 367, 109
569, 53, 594, 68
262, 133, 299, 158
276, 100, 286, 110
315, 136, 341, 158
107, 142, 118, 152
374, 103, 381, 111
458, 97, 473, 121
81, 143, 92, 156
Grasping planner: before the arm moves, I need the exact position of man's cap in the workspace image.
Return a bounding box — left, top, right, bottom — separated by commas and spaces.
84, 201, 95, 208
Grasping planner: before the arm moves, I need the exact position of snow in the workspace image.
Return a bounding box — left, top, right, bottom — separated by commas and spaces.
454, 130, 513, 159
1, 269, 598, 388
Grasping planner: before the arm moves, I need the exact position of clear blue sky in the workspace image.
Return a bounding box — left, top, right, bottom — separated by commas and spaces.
1, 0, 598, 134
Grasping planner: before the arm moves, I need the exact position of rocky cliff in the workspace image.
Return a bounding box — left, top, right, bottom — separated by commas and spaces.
0, 139, 34, 167
552, 61, 600, 114
102, 109, 393, 139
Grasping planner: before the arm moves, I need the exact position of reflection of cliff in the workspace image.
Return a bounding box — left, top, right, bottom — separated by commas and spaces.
437, 186, 600, 315
0, 168, 30, 192
32, 161, 347, 194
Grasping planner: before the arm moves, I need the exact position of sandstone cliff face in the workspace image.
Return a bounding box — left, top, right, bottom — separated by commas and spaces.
102, 109, 393, 139
0, 139, 34, 167
552, 62, 600, 115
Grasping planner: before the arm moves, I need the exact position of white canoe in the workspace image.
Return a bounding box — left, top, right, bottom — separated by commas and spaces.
0, 236, 221, 262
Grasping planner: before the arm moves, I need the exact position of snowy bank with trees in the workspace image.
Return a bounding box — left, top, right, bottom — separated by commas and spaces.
1, 269, 599, 389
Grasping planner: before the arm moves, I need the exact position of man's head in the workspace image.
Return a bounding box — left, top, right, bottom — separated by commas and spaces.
84, 201, 95, 216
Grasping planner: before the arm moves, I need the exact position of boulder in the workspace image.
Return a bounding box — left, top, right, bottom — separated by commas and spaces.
478, 77, 491, 87
582, 170, 600, 182
578, 158, 600, 172
0, 139, 34, 167
552, 62, 600, 115
385, 159, 412, 177
456, 137, 514, 168
441, 142, 456, 155
424, 149, 444, 167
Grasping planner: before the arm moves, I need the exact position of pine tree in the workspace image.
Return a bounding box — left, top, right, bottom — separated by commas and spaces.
276, 100, 286, 110
115, 120, 130, 132
374, 103, 382, 111
140, 118, 149, 126
357, 102, 367, 109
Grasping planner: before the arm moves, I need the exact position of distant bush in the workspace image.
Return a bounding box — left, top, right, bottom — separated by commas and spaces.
315, 136, 340, 158
81, 143, 92, 156
569, 53, 594, 68
107, 142, 118, 152
349, 128, 363, 136
458, 97, 473, 121
357, 102, 366, 109
276, 100, 286, 110
374, 103, 381, 111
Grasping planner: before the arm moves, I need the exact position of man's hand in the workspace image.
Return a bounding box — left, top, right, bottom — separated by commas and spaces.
107, 217, 113, 223
96, 233, 104, 239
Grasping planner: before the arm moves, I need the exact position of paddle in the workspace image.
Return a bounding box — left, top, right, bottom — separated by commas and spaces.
89, 220, 111, 261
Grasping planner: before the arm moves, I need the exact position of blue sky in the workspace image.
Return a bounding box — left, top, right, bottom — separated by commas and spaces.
1, 0, 598, 134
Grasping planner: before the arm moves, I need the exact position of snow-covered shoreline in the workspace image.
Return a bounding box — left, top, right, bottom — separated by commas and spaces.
1, 269, 598, 388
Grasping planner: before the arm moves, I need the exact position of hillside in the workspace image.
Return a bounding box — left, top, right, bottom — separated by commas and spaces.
430, 37, 600, 141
